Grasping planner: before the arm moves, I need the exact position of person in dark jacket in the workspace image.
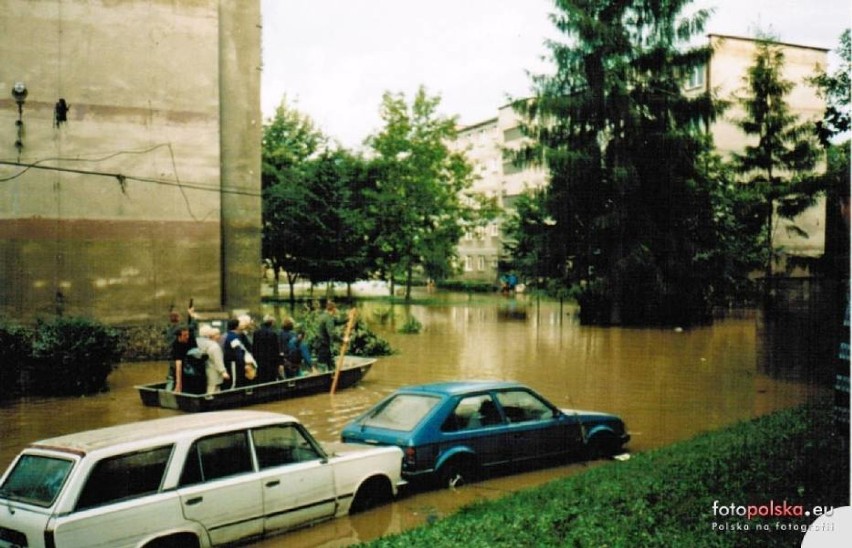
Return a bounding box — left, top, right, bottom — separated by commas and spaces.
223, 318, 249, 388
252, 315, 281, 383
316, 300, 345, 372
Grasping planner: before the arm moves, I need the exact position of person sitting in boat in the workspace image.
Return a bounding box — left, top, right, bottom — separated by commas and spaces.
278, 317, 296, 374
197, 325, 229, 394
286, 326, 313, 377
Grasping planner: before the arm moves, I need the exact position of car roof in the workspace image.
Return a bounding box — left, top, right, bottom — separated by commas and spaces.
28, 410, 294, 456
397, 380, 524, 397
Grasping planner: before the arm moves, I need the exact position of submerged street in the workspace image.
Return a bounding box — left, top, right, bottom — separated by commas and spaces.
0, 293, 828, 546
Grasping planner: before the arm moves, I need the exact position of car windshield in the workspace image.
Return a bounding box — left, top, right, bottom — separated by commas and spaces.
0, 454, 74, 507
361, 393, 441, 431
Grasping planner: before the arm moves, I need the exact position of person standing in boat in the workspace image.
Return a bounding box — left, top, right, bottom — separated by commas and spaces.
316, 300, 346, 372
169, 324, 197, 392
196, 325, 229, 393
163, 304, 198, 390
223, 318, 250, 388
253, 314, 282, 383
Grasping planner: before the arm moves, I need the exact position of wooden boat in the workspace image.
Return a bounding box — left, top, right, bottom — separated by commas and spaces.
136, 355, 375, 413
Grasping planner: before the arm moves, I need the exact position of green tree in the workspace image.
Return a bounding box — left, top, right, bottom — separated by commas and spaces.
729, 34, 821, 278
261, 99, 327, 299
299, 149, 372, 291
811, 30, 851, 279
515, 0, 720, 325
262, 100, 373, 301
499, 189, 558, 289
261, 97, 325, 189
811, 29, 851, 146
264, 148, 372, 301
367, 86, 491, 299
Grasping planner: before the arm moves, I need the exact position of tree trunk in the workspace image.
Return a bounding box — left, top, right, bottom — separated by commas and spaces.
272, 266, 280, 299
405, 262, 413, 300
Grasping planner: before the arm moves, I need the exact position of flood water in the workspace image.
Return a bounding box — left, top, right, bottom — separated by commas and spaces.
0, 293, 829, 546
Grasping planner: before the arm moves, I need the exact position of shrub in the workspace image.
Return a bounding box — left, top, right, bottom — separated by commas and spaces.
297, 307, 394, 359
29, 317, 124, 396
398, 316, 423, 334
115, 324, 171, 362
0, 322, 33, 400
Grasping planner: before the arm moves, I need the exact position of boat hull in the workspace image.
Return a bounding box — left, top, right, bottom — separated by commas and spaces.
136, 356, 375, 412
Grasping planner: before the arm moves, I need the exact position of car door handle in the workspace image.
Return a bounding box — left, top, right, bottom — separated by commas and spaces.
266, 480, 280, 488
185, 496, 203, 505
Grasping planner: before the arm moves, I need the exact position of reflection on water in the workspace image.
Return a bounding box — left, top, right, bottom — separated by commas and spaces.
0, 293, 829, 547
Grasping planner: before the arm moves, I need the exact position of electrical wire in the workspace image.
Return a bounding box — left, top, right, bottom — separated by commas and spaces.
0, 144, 261, 198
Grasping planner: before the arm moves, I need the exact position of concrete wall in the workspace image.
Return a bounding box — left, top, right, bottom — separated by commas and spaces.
0, 0, 261, 323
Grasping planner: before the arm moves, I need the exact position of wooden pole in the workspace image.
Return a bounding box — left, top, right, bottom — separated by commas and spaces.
330, 308, 358, 394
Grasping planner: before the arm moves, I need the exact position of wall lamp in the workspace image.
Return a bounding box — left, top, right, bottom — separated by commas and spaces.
12, 81, 28, 160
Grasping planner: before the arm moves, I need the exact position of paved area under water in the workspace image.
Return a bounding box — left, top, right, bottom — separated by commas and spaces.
0, 295, 829, 546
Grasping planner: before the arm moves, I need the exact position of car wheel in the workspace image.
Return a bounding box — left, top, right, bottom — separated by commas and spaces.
144, 534, 199, 548
586, 432, 619, 459
350, 476, 392, 514
438, 457, 477, 490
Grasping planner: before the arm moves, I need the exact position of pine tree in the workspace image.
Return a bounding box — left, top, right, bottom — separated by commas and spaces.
515, 0, 720, 325
730, 35, 821, 278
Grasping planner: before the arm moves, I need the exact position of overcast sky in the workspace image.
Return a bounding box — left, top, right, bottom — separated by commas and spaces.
260, 0, 851, 149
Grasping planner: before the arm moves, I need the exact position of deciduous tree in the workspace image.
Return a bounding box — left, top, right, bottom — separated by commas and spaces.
367, 86, 491, 299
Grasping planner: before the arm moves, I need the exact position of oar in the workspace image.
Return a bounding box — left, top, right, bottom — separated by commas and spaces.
330, 308, 358, 394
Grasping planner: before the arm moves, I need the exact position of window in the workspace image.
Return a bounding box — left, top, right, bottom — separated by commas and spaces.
75, 446, 173, 510
252, 424, 322, 469
359, 394, 441, 432
502, 160, 523, 176
464, 256, 473, 272
180, 431, 253, 486
503, 126, 523, 142
686, 64, 706, 89
477, 256, 486, 271
442, 395, 503, 432
0, 455, 73, 507
495, 390, 555, 423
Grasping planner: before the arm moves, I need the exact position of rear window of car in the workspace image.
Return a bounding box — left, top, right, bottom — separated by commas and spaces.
0, 454, 74, 507
361, 394, 441, 431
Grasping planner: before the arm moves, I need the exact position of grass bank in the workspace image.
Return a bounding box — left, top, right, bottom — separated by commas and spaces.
366, 403, 848, 547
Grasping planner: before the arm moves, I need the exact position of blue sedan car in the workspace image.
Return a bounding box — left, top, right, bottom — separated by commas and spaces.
341, 381, 630, 488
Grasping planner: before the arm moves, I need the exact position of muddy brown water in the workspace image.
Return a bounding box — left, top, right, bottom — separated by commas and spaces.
0, 294, 827, 547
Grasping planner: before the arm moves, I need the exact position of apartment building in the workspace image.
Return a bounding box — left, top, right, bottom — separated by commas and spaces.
452, 34, 829, 283
453, 106, 548, 283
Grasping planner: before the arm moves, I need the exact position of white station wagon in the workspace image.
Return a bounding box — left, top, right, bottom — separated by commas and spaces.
0, 410, 404, 548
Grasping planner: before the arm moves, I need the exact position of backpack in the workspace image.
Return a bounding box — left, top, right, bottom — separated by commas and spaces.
183, 347, 208, 378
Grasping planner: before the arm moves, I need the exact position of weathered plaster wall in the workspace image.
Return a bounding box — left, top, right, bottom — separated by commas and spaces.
0, 0, 261, 323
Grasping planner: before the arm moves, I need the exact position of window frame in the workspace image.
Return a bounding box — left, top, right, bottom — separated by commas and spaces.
74, 445, 174, 511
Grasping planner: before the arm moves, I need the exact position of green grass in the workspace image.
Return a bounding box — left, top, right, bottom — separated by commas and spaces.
365, 403, 848, 547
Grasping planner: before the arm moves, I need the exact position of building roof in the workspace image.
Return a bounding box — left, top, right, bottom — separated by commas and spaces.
707, 33, 830, 53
